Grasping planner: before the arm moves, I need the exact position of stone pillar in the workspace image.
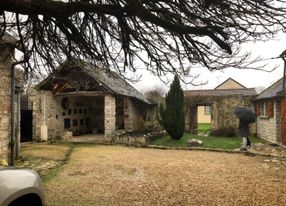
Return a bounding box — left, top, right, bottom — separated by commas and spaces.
124, 97, 137, 132
0, 47, 12, 162
104, 95, 116, 140
40, 92, 48, 141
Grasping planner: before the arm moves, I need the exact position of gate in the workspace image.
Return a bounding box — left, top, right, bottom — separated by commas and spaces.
20, 95, 33, 142
281, 100, 286, 145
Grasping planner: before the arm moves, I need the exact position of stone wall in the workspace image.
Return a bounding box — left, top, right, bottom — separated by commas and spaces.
28, 88, 150, 140
212, 96, 241, 129
28, 89, 61, 140
276, 100, 282, 144
28, 89, 105, 140
0, 46, 13, 161
104, 95, 116, 138
257, 101, 278, 143
185, 95, 256, 133
146, 104, 158, 122
124, 97, 147, 132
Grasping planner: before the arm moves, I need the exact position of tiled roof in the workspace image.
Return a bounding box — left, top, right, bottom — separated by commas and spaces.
37, 59, 150, 104
184, 88, 257, 97
75, 60, 150, 104
256, 78, 285, 100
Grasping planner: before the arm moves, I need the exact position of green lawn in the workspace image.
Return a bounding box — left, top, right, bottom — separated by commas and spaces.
197, 123, 211, 131
149, 133, 265, 149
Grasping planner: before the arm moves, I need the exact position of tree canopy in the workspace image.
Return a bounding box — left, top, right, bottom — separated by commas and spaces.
1, 0, 286, 81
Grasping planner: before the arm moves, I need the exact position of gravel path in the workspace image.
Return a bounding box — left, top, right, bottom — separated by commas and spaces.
45, 145, 286, 206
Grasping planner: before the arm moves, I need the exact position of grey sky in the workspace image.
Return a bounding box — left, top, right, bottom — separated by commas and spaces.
133, 32, 286, 93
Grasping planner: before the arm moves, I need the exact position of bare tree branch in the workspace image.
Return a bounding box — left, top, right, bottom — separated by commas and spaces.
0, 0, 286, 83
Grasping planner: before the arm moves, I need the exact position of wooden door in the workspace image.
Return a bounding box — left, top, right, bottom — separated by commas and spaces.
281, 100, 286, 145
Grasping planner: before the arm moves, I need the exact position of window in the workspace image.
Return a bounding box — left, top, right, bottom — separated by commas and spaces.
64, 118, 71, 129
267, 101, 274, 117
257, 101, 274, 118
260, 102, 267, 117
80, 119, 84, 126
73, 119, 78, 126
204, 106, 211, 115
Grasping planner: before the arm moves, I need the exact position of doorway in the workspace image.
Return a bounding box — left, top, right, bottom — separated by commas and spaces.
20, 95, 33, 142
20, 110, 33, 142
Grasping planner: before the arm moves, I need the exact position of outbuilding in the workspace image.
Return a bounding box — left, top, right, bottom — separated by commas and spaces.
254, 77, 286, 145
24, 59, 154, 142
184, 78, 257, 133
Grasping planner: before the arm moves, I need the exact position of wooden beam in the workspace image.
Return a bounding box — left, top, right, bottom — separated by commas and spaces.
55, 91, 111, 96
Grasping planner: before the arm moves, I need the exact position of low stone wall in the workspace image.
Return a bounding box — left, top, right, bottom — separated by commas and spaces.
113, 135, 147, 146
112, 130, 147, 146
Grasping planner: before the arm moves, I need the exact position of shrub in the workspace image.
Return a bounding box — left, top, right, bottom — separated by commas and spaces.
160, 76, 185, 140
136, 117, 147, 134
210, 127, 237, 137
145, 120, 164, 133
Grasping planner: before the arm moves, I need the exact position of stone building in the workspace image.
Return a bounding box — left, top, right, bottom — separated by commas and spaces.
184, 78, 257, 133
0, 35, 16, 161
254, 77, 286, 145
24, 59, 153, 141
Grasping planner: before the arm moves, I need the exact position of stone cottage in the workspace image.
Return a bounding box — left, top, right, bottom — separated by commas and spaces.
0, 35, 16, 161
254, 77, 286, 145
24, 59, 154, 141
184, 78, 257, 132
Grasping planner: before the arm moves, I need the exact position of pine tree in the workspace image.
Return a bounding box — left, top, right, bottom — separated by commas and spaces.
160, 76, 185, 139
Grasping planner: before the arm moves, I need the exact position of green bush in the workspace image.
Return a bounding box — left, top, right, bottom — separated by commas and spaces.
160, 76, 185, 140
145, 121, 164, 133
209, 127, 237, 137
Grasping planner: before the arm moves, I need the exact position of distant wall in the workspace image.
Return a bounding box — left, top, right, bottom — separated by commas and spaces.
185, 95, 256, 133
197, 106, 211, 124
215, 80, 244, 90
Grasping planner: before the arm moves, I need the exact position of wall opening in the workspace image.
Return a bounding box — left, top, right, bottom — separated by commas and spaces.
189, 104, 213, 133
20, 95, 33, 142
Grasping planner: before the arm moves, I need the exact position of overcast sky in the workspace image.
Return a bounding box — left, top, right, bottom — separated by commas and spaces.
132, 32, 286, 94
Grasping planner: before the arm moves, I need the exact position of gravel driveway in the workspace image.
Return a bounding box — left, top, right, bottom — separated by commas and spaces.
45, 145, 286, 206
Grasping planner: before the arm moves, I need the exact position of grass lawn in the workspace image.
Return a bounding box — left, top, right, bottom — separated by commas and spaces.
197, 123, 211, 131
20, 143, 71, 161
149, 133, 265, 149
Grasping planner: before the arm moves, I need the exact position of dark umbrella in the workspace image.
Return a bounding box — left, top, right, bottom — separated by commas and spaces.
234, 107, 256, 123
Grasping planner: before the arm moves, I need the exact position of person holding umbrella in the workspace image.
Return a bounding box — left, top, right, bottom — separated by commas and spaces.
234, 107, 256, 150
239, 119, 251, 149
